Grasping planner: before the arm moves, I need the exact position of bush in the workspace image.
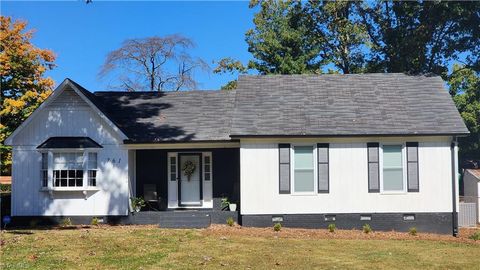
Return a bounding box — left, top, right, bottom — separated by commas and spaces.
327, 223, 336, 233
61, 217, 73, 227
226, 217, 235, 227
409, 227, 417, 236
220, 197, 230, 210
91, 217, 99, 226
363, 224, 372, 234
273, 223, 282, 232
469, 231, 480, 241
0, 184, 11, 193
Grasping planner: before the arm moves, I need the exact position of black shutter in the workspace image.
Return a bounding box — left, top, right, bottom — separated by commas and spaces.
367, 143, 380, 193
317, 143, 329, 193
406, 142, 419, 192
279, 144, 291, 194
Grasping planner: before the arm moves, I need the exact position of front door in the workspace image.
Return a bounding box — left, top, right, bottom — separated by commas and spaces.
178, 154, 202, 206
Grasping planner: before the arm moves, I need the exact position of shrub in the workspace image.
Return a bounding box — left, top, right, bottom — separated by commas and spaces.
469, 231, 480, 241
61, 217, 73, 227
363, 224, 372, 234
409, 227, 417, 236
220, 197, 230, 210
0, 184, 11, 193
130, 197, 146, 212
327, 223, 336, 233
273, 223, 282, 232
91, 217, 99, 226
226, 217, 235, 227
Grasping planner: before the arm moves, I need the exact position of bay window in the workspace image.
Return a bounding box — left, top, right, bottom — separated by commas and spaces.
40, 151, 98, 189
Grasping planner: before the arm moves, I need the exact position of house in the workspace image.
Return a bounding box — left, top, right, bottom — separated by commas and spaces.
4, 73, 469, 235
463, 169, 480, 223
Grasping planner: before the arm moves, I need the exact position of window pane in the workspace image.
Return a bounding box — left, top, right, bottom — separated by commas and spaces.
383, 145, 403, 191
383, 168, 403, 191
294, 170, 314, 192
88, 152, 97, 169
383, 145, 402, 168
294, 146, 313, 169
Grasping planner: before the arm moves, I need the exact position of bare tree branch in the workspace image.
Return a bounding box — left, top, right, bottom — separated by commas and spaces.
98, 35, 209, 91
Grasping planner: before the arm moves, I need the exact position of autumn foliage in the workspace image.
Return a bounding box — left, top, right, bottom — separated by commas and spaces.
0, 16, 56, 174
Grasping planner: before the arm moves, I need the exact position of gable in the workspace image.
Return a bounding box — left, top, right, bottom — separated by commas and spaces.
6, 81, 127, 147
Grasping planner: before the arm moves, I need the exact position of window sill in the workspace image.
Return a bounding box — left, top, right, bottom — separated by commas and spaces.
380, 191, 407, 195
40, 187, 99, 192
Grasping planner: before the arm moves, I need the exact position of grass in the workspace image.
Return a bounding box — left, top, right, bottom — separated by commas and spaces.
1, 226, 480, 270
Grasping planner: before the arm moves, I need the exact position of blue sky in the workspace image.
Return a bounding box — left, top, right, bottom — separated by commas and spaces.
2, 1, 255, 91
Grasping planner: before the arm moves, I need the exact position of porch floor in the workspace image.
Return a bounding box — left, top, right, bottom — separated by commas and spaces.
129, 210, 239, 228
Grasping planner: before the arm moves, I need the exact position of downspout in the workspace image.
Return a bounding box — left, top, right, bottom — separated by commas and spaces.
451, 138, 459, 237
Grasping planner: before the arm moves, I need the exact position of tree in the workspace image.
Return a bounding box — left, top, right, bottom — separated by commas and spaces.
213, 57, 248, 90
359, 1, 480, 76
448, 64, 480, 160
0, 16, 56, 175
245, 0, 322, 75
305, 1, 368, 74
99, 35, 208, 91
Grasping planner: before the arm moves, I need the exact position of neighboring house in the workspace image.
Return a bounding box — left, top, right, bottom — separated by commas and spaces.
463, 169, 480, 223
5, 74, 469, 235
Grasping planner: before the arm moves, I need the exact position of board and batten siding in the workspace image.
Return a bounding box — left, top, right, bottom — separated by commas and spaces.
240, 137, 455, 215
10, 87, 129, 216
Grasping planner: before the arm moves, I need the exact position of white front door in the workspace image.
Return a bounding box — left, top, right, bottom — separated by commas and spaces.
179, 154, 202, 206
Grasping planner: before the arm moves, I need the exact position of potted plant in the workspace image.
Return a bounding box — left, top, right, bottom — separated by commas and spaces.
130, 197, 146, 213
220, 197, 230, 211
229, 202, 237, 212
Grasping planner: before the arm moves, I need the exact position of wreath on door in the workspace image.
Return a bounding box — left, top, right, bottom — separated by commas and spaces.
182, 160, 196, 181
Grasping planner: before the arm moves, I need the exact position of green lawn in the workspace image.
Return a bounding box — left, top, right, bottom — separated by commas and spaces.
1, 226, 479, 270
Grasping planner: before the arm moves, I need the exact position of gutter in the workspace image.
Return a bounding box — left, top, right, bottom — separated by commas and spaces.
451, 139, 459, 237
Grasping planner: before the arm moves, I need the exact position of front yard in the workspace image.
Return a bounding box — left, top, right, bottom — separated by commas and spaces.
1, 225, 479, 270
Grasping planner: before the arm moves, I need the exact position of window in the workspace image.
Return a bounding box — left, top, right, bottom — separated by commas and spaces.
41, 153, 48, 187
41, 151, 98, 188
53, 152, 84, 187
169, 156, 177, 181
293, 146, 315, 193
203, 154, 212, 181
382, 145, 404, 192
87, 152, 97, 186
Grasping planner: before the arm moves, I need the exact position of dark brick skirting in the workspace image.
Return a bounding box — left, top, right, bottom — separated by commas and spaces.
241, 212, 453, 235
8, 210, 240, 228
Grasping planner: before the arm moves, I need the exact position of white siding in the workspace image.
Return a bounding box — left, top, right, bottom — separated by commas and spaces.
11, 88, 129, 216
240, 137, 455, 215
11, 88, 123, 147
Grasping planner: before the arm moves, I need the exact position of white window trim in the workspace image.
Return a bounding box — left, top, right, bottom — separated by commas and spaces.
290, 144, 318, 195
38, 149, 100, 191
379, 143, 408, 194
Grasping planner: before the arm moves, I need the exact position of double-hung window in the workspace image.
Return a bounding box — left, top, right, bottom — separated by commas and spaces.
382, 145, 405, 192
53, 152, 84, 187
293, 146, 315, 193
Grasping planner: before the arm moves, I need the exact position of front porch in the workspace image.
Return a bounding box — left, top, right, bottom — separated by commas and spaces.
129, 147, 240, 212
129, 210, 240, 228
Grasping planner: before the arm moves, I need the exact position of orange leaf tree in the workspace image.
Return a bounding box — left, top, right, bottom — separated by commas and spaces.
0, 16, 56, 175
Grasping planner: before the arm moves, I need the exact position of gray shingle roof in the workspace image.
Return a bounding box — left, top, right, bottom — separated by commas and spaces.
231, 73, 469, 137
92, 90, 236, 142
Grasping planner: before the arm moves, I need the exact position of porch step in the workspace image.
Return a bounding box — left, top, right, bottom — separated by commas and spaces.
158, 211, 211, 228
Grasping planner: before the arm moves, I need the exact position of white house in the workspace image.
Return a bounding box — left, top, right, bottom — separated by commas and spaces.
5, 74, 469, 234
